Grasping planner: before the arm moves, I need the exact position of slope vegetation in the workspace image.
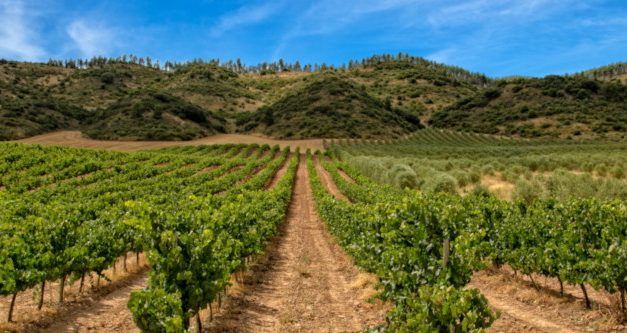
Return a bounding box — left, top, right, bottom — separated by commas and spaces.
85, 91, 226, 140
237, 75, 422, 139
158, 63, 255, 113
1, 55, 626, 141
430, 75, 627, 139
0, 61, 81, 140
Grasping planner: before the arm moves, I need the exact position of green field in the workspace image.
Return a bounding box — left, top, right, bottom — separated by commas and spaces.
1, 133, 625, 332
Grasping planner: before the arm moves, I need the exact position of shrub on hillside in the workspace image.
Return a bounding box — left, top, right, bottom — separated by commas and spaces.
422, 172, 458, 194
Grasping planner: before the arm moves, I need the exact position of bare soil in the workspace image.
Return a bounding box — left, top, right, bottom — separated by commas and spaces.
313, 156, 350, 202
0, 254, 148, 333
470, 268, 625, 333
38, 274, 146, 333
16, 131, 324, 152
337, 169, 356, 184
205, 158, 387, 332
480, 174, 514, 200
265, 153, 292, 190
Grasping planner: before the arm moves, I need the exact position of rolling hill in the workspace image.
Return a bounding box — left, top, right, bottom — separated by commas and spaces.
429, 75, 627, 139
237, 75, 422, 139
84, 90, 227, 140
0, 55, 625, 141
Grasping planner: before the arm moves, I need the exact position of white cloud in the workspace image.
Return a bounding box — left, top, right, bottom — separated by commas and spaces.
67, 20, 116, 57
0, 0, 45, 60
271, 0, 424, 58
426, 0, 579, 27
210, 2, 282, 37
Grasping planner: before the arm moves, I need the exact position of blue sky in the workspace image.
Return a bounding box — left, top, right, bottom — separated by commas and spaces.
1, 0, 626, 77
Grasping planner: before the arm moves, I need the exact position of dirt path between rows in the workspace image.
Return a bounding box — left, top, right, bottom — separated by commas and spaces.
337, 169, 356, 184
206, 157, 387, 332
0, 255, 148, 333
265, 153, 291, 189
470, 269, 623, 333
313, 156, 350, 203
39, 273, 147, 333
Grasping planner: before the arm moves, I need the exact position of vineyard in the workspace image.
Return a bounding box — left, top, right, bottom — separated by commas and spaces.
0, 142, 298, 331
0, 131, 625, 332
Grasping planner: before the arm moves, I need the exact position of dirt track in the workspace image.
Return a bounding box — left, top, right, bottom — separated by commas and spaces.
39, 274, 146, 333
313, 156, 350, 203
16, 131, 324, 152
470, 269, 623, 333
0, 256, 147, 333
206, 158, 387, 332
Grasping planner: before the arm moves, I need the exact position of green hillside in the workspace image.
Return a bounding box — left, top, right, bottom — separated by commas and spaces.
344, 55, 488, 118
156, 63, 257, 114
0, 55, 625, 141
429, 75, 627, 139
237, 75, 422, 139
85, 91, 226, 140
0, 60, 80, 140
48, 63, 163, 111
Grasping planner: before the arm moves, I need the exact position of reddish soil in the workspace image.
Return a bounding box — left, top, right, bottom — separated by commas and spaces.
205, 158, 387, 332
470, 268, 625, 333
0, 255, 148, 333
39, 274, 146, 333
313, 156, 350, 202
265, 153, 292, 190
17, 131, 324, 152
337, 168, 356, 184
193, 164, 221, 176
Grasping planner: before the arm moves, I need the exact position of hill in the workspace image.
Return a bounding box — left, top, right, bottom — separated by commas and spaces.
84, 91, 226, 140
0, 60, 81, 140
236, 75, 422, 139
1, 55, 626, 141
157, 63, 257, 114
344, 55, 488, 119
47, 62, 163, 111
238, 55, 488, 124
578, 62, 627, 83
429, 75, 627, 139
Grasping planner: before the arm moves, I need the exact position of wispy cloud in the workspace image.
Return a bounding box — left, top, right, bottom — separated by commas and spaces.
426, 0, 580, 27
0, 0, 45, 60
66, 20, 116, 57
422, 0, 592, 75
210, 2, 282, 37
272, 0, 422, 59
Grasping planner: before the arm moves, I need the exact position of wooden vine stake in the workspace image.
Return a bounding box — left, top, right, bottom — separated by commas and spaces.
620, 288, 625, 323
580, 284, 591, 309
124, 253, 128, 272
7, 292, 17, 322
79, 273, 85, 293
38, 281, 46, 310
442, 238, 450, 269
58, 275, 66, 304
196, 312, 202, 333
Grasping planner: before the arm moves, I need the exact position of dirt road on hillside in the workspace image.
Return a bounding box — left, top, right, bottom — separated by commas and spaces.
16, 131, 324, 152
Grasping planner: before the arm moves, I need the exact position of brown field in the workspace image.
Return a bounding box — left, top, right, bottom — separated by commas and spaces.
16, 131, 324, 152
